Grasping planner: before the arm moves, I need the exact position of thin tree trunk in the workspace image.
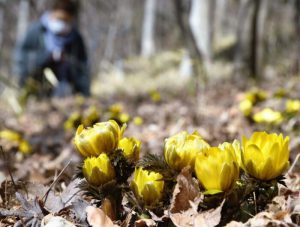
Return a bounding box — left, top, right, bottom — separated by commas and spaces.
0, 1, 5, 57
174, 0, 203, 63
295, 0, 300, 74
255, 0, 269, 78
174, 0, 206, 121
189, 0, 215, 62
215, 0, 227, 36
16, 0, 30, 43
234, 0, 254, 79
249, 0, 260, 78
141, 0, 156, 57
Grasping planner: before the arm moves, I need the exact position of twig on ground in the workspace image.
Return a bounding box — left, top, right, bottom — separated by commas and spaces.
42, 160, 72, 203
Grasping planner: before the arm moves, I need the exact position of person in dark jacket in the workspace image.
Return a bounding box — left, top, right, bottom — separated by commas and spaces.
15, 0, 90, 97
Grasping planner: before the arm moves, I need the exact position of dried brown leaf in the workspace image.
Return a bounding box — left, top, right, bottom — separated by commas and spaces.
41, 214, 75, 227
194, 200, 224, 227
135, 219, 156, 227
86, 206, 119, 227
225, 221, 244, 227
170, 167, 201, 213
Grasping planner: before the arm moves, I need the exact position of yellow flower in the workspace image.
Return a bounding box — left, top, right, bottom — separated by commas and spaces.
119, 113, 130, 124
83, 153, 116, 186
19, 140, 32, 154
0, 129, 32, 154
133, 116, 143, 126
131, 167, 164, 205
83, 106, 100, 127
74, 120, 125, 157
164, 131, 210, 171
109, 104, 123, 116
195, 145, 239, 195
286, 99, 300, 114
274, 88, 287, 98
0, 129, 21, 142
150, 90, 161, 102
239, 99, 253, 116
242, 132, 289, 180
245, 89, 267, 104
219, 140, 243, 168
253, 108, 283, 125
64, 112, 82, 130
118, 137, 141, 162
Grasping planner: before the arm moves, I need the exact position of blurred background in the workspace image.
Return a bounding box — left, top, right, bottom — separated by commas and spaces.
0, 0, 299, 96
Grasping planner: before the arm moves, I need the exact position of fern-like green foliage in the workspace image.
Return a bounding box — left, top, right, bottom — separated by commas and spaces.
137, 153, 176, 180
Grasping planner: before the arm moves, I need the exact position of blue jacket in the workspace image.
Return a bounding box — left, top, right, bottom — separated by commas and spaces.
15, 21, 90, 96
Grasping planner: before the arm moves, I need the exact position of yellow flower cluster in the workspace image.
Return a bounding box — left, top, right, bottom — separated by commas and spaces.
64, 106, 100, 130
164, 131, 289, 194
0, 129, 32, 154
239, 87, 300, 126
239, 89, 267, 116
73, 118, 290, 204
74, 120, 142, 185
74, 120, 163, 205
109, 103, 130, 124
65, 104, 144, 131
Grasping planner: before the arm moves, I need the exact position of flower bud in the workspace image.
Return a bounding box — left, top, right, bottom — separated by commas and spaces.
74, 120, 125, 157
133, 116, 143, 126
195, 144, 239, 195
0, 129, 32, 154
83, 153, 116, 186
253, 108, 283, 125
239, 99, 253, 116
131, 167, 164, 205
164, 131, 210, 171
242, 131, 289, 180
285, 99, 300, 114
64, 112, 82, 130
19, 140, 32, 154
118, 137, 141, 162
83, 106, 100, 127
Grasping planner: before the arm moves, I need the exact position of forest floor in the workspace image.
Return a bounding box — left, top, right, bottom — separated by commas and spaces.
0, 52, 300, 226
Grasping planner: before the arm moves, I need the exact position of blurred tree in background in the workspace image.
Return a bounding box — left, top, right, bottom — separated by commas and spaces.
0, 0, 299, 87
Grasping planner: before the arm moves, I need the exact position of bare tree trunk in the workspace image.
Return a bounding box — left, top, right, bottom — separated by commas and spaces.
174, 0, 206, 121
255, 0, 269, 78
141, 0, 156, 57
234, 0, 252, 78
234, 0, 268, 79
295, 0, 300, 74
189, 0, 215, 62
249, 0, 260, 78
215, 0, 227, 36
0, 1, 5, 55
16, 0, 30, 43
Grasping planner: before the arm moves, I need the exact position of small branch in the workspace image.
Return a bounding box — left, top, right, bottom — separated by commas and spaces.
42, 160, 72, 202
288, 153, 300, 174
253, 191, 257, 214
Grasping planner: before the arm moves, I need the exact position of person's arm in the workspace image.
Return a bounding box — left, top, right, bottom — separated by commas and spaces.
14, 23, 52, 86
